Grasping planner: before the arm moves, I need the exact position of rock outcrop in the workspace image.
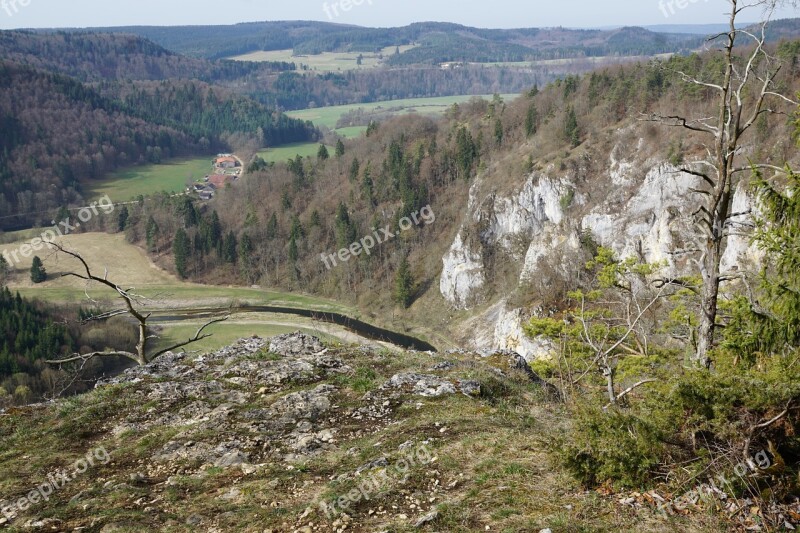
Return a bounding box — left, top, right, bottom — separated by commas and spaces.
441, 140, 761, 361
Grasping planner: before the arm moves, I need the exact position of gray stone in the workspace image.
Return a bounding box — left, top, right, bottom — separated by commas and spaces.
215, 450, 249, 467
458, 380, 481, 397
414, 510, 439, 527
269, 332, 324, 356
382, 373, 457, 397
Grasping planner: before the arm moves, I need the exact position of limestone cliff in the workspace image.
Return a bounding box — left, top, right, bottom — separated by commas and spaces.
440, 134, 762, 361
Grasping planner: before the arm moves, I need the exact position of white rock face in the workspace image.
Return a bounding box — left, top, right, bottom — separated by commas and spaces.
439, 231, 485, 309
581, 163, 700, 269
440, 173, 569, 309
520, 226, 581, 282
481, 176, 566, 250
721, 182, 763, 273
492, 306, 556, 361
459, 300, 556, 362
441, 139, 763, 359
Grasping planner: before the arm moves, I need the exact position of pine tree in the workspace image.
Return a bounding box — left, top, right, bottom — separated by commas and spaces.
288, 234, 298, 263
335, 139, 345, 158
239, 233, 253, 266
349, 157, 360, 182
210, 210, 223, 256
317, 144, 329, 161
394, 257, 414, 308
725, 167, 800, 359
223, 231, 237, 264
0, 255, 8, 287
145, 215, 159, 252
266, 213, 279, 240
565, 107, 580, 147
335, 202, 357, 249
455, 126, 477, 180
117, 205, 129, 231
525, 103, 538, 137
29, 256, 46, 284
494, 119, 504, 146
173, 228, 190, 279
310, 210, 321, 228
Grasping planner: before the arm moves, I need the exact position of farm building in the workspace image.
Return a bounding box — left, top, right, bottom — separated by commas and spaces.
214, 156, 238, 169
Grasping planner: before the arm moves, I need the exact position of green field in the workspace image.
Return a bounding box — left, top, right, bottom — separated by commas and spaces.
257, 142, 329, 163
229, 45, 416, 72
287, 94, 519, 138
84, 157, 213, 202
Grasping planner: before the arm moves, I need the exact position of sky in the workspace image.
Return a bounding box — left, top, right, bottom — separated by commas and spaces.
0, 0, 798, 30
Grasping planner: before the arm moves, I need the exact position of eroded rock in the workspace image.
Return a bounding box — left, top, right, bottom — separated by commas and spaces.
269, 332, 324, 356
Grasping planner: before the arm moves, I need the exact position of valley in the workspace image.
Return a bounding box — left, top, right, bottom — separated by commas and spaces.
2, 7, 800, 532
0, 232, 436, 353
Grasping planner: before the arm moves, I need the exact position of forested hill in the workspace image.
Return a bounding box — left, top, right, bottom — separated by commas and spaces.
0, 30, 294, 82
0, 58, 317, 228
74, 21, 707, 61
0, 61, 198, 222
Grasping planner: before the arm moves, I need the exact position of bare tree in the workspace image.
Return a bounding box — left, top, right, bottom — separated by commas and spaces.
647, 0, 799, 366
45, 242, 227, 367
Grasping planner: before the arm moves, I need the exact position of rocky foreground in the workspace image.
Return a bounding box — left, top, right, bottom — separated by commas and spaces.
0, 334, 725, 532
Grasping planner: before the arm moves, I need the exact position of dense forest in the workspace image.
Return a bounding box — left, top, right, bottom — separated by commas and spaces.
0, 285, 136, 407
112, 80, 318, 146
0, 31, 295, 82
0, 31, 648, 113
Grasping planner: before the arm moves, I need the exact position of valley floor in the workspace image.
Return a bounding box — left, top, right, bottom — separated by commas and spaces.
0, 232, 434, 353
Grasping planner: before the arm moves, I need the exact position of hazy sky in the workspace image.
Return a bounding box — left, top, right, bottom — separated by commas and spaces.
0, 0, 798, 30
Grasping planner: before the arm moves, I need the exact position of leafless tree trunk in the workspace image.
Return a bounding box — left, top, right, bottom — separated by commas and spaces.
647, 0, 798, 366
44, 242, 227, 367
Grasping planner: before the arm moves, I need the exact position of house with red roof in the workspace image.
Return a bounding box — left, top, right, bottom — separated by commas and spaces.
214, 156, 238, 169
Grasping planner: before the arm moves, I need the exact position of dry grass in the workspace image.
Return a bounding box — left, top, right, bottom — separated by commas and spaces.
0, 346, 727, 532
2, 232, 178, 290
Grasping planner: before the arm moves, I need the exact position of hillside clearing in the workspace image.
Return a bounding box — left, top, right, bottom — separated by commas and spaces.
228, 45, 417, 71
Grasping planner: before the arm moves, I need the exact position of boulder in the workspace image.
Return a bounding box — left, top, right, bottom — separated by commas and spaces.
269, 332, 324, 356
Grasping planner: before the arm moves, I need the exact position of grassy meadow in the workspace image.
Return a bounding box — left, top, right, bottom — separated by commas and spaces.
0, 232, 376, 350
0, 232, 349, 312
83, 157, 213, 202
256, 142, 329, 164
